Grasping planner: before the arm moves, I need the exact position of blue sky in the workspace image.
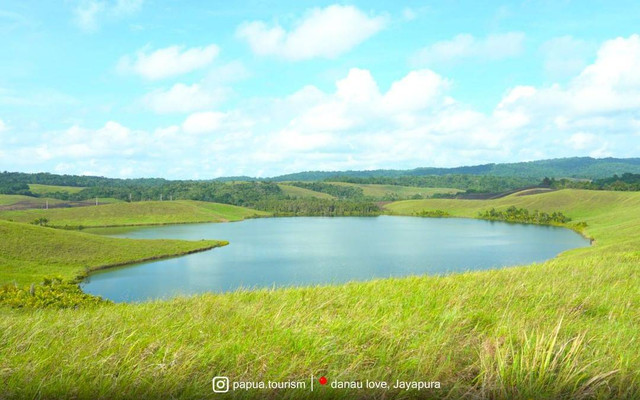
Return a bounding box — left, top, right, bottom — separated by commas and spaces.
1, 0, 640, 178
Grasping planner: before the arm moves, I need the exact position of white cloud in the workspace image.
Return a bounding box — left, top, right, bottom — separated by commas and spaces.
503, 34, 640, 116
0, 119, 7, 132
182, 111, 226, 134
118, 44, 219, 80
73, 0, 143, 32
236, 5, 387, 60
142, 83, 226, 114
541, 36, 593, 79
383, 70, 449, 113
139, 61, 250, 114
202, 61, 251, 86
6, 35, 640, 178
402, 8, 417, 21
412, 32, 525, 66
566, 132, 598, 150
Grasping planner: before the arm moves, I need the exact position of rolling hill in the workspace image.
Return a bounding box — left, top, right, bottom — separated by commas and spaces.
0, 200, 270, 228
0, 220, 225, 285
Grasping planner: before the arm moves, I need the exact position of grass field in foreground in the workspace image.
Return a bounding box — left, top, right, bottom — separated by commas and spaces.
1, 189, 639, 399
0, 200, 270, 228
0, 220, 226, 285
28, 183, 85, 195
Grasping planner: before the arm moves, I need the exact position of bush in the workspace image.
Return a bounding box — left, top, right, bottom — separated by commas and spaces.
415, 209, 451, 217
31, 217, 49, 226
478, 207, 571, 225
0, 278, 109, 309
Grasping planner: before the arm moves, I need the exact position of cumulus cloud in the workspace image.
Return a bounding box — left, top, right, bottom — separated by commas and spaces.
236, 5, 387, 60
73, 0, 143, 32
7, 35, 640, 178
412, 32, 525, 66
142, 83, 226, 114
502, 34, 640, 116
118, 44, 219, 80
182, 111, 226, 134
139, 61, 250, 114
541, 36, 593, 79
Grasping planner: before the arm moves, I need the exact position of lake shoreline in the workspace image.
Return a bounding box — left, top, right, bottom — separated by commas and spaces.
81, 215, 590, 302
74, 241, 228, 285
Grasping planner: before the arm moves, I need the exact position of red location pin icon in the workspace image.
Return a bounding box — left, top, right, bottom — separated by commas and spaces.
319, 376, 328, 385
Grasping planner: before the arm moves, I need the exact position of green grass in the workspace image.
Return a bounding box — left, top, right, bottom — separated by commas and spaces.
0, 194, 122, 210
278, 183, 336, 199
0, 194, 65, 207
329, 182, 461, 199
28, 183, 85, 195
0, 200, 270, 228
0, 219, 226, 286
1, 189, 639, 398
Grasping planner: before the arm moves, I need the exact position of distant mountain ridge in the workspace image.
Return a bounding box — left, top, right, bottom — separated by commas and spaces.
3, 157, 640, 185
266, 157, 640, 181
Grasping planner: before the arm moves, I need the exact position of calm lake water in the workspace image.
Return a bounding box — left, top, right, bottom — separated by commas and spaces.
81, 216, 589, 302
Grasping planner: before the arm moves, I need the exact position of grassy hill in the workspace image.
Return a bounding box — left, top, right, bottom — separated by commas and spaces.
1, 189, 639, 398
330, 182, 461, 199
0, 220, 225, 286
0, 194, 64, 207
277, 183, 335, 199
385, 189, 637, 247
28, 183, 86, 195
0, 200, 270, 228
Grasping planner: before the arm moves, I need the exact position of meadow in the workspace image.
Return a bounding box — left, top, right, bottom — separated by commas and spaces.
28, 183, 86, 195
329, 182, 462, 199
0, 200, 270, 228
0, 219, 227, 286
0, 189, 639, 398
0, 194, 65, 207
278, 183, 335, 199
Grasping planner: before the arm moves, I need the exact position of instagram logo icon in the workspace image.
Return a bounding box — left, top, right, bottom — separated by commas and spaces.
212, 376, 229, 393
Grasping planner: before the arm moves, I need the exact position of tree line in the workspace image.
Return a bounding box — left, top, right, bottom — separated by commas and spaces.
547, 173, 640, 191
478, 207, 571, 225
327, 175, 538, 193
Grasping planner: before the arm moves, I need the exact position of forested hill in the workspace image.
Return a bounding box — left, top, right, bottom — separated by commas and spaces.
269, 157, 640, 181
3, 157, 640, 187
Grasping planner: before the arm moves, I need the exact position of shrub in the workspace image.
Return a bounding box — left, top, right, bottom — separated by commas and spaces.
415, 209, 451, 217
0, 278, 109, 309
478, 207, 571, 225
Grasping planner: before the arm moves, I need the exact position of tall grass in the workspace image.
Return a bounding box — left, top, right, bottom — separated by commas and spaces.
476, 319, 617, 399
0, 189, 639, 398
0, 200, 269, 228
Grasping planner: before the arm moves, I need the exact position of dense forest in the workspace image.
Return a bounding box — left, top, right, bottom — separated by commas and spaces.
5, 157, 640, 188
549, 173, 640, 191
252, 198, 380, 216
4, 159, 640, 216
0, 171, 168, 188
0, 182, 32, 196
0, 175, 380, 216
270, 157, 640, 181
478, 207, 571, 225
326, 175, 538, 193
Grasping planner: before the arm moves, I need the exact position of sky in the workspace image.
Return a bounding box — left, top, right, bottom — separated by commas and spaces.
1, 1, 640, 179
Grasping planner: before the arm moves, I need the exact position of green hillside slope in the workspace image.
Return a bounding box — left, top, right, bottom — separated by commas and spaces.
0, 220, 225, 285
1, 189, 639, 398
0, 200, 270, 228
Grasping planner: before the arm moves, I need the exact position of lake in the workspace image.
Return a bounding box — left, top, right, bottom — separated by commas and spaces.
81, 216, 589, 302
